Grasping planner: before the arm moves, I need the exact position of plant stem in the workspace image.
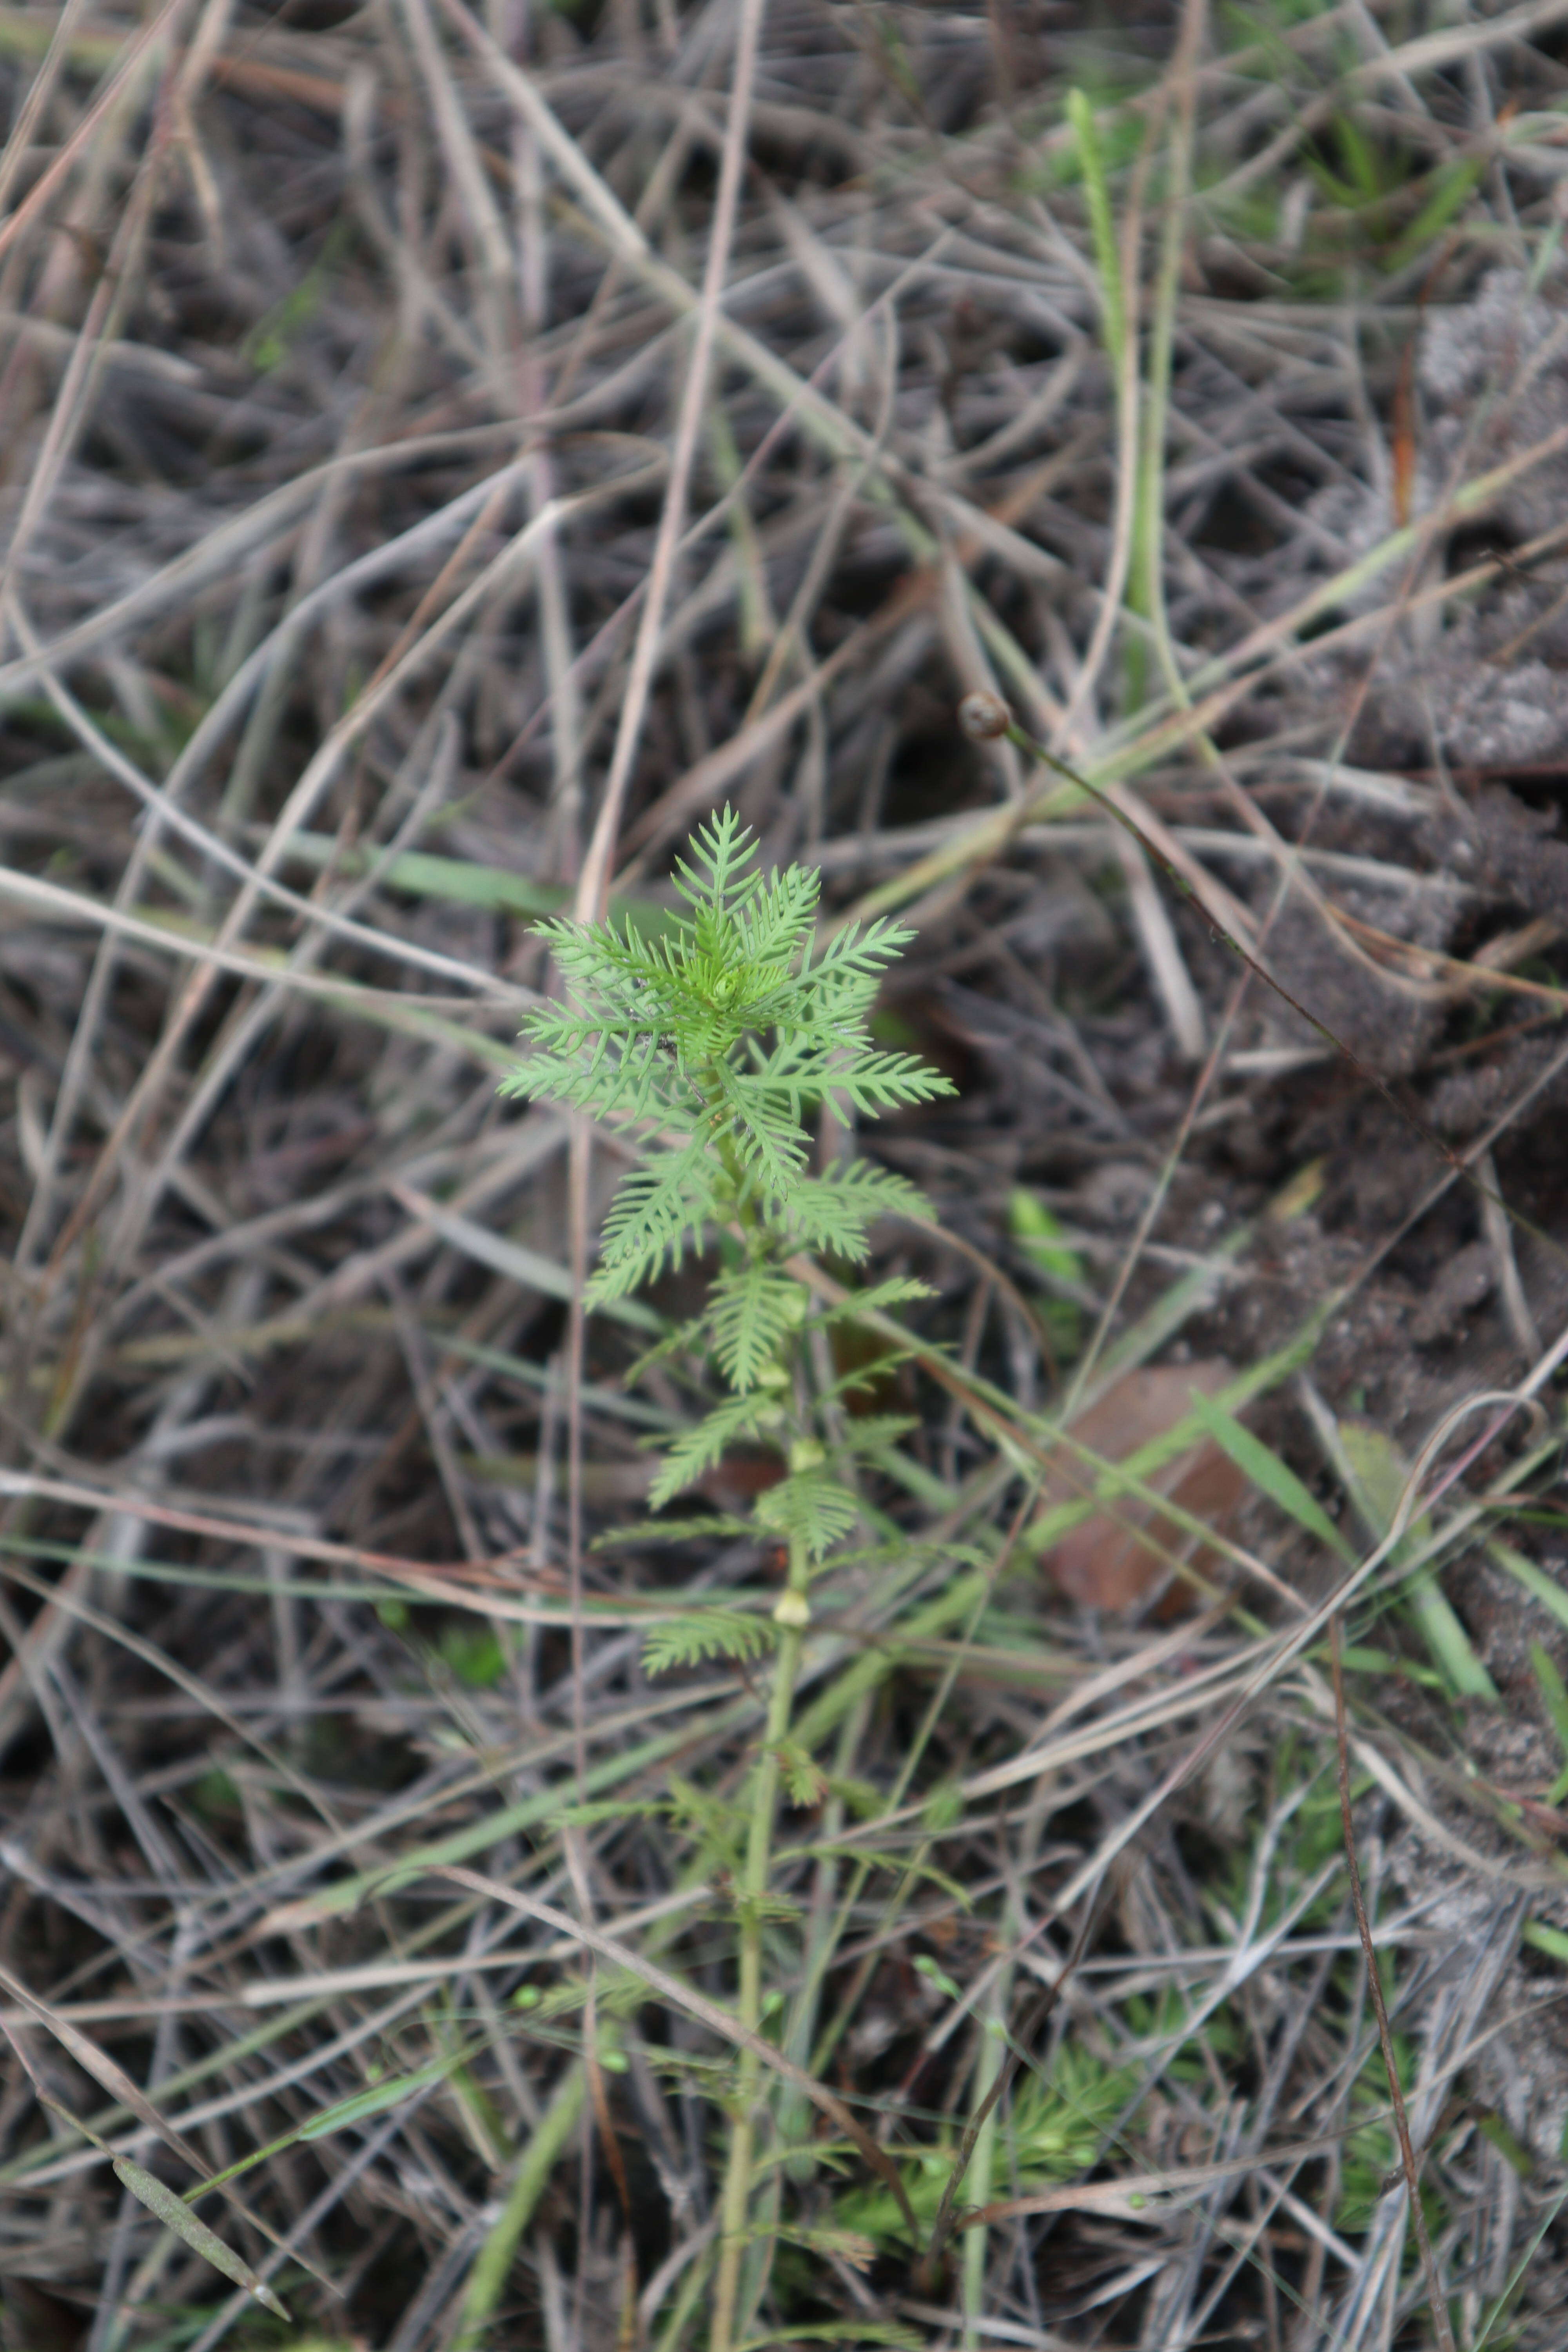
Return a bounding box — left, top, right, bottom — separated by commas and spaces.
708, 1535, 810, 2352
454, 2063, 585, 2350
1068, 89, 1126, 373
961, 1946, 1016, 2348
1139, 0, 1204, 719
777, 1691, 871, 2181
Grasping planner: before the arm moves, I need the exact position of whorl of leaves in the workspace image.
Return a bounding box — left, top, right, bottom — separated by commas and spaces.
505, 808, 955, 1308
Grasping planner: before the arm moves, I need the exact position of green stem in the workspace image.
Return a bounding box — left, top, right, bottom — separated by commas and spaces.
777, 1692, 871, 2181
962, 1970, 1013, 2348
708, 1536, 810, 2352
1067, 89, 1126, 372
454, 2063, 586, 2350
1139, 13, 1202, 721
1068, 85, 1148, 715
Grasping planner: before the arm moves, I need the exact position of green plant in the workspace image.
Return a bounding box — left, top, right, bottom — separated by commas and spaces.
831, 2039, 1138, 2253
1008, 1188, 1085, 1364
505, 806, 955, 2352
437, 1621, 508, 1688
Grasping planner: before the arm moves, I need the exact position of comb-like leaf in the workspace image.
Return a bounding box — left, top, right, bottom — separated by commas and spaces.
707, 1263, 808, 1391
754, 1469, 858, 1561
648, 1394, 783, 1511
589, 1143, 720, 1301
643, 1610, 773, 1675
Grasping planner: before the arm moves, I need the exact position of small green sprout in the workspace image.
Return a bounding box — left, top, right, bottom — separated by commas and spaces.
505, 806, 954, 2352
506, 805, 953, 1535
507, 803, 950, 1325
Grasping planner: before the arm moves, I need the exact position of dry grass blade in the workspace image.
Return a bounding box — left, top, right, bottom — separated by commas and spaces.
0, 1963, 335, 2296
6, 4, 1568, 2345
109, 2160, 291, 2326
1329, 1618, 1459, 2352
964, 2126, 1388, 2227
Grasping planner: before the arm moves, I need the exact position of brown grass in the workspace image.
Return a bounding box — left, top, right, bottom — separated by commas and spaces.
5, 3, 1568, 2348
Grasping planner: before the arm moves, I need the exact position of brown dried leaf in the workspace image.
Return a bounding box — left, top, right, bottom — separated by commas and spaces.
1037, 1364, 1246, 1613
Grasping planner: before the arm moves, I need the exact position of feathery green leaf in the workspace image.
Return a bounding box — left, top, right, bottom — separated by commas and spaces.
643, 1610, 773, 1676
754, 1468, 859, 1561
589, 1143, 721, 1301
707, 1263, 809, 1391
648, 1393, 786, 1512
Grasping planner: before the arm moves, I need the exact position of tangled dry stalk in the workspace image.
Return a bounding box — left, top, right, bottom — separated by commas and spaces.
6, 2, 1568, 2348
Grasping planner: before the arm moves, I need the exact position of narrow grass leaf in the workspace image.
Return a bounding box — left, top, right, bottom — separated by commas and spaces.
734, 2329, 918, 2350
0, 1958, 223, 2187
456, 2065, 586, 2348
260, 1700, 751, 1927
1185, 1391, 1351, 1559
1530, 1640, 1568, 1804
1007, 1190, 1085, 1290
189, 2054, 470, 2200
1336, 1421, 1496, 1701
1008, 1188, 1086, 1357
1388, 154, 1485, 270
113, 2158, 290, 2322
1405, 1572, 1497, 1702
1066, 87, 1125, 366
1337, 1643, 1448, 1692
389, 1183, 661, 1332
1490, 1540, 1568, 1637
298, 2056, 459, 2139
274, 830, 673, 936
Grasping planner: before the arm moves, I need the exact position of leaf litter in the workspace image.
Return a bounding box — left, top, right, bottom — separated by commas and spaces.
5, 4, 1568, 2349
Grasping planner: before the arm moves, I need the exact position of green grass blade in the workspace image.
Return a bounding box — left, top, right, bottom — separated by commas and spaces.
733, 2329, 918, 2350
297, 2057, 461, 2139
1388, 155, 1484, 272
1067, 88, 1125, 368
1185, 1391, 1352, 1560
267, 1700, 751, 1923
274, 829, 674, 936
1026, 1324, 1325, 1563
185, 2054, 469, 2202
1404, 1569, 1498, 1703
1489, 1540, 1568, 1637
455, 2064, 586, 2349
1531, 1640, 1568, 1805
389, 1185, 662, 1334
1332, 1421, 1496, 1701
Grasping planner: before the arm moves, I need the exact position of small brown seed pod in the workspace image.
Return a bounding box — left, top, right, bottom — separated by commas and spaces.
957, 689, 1011, 742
